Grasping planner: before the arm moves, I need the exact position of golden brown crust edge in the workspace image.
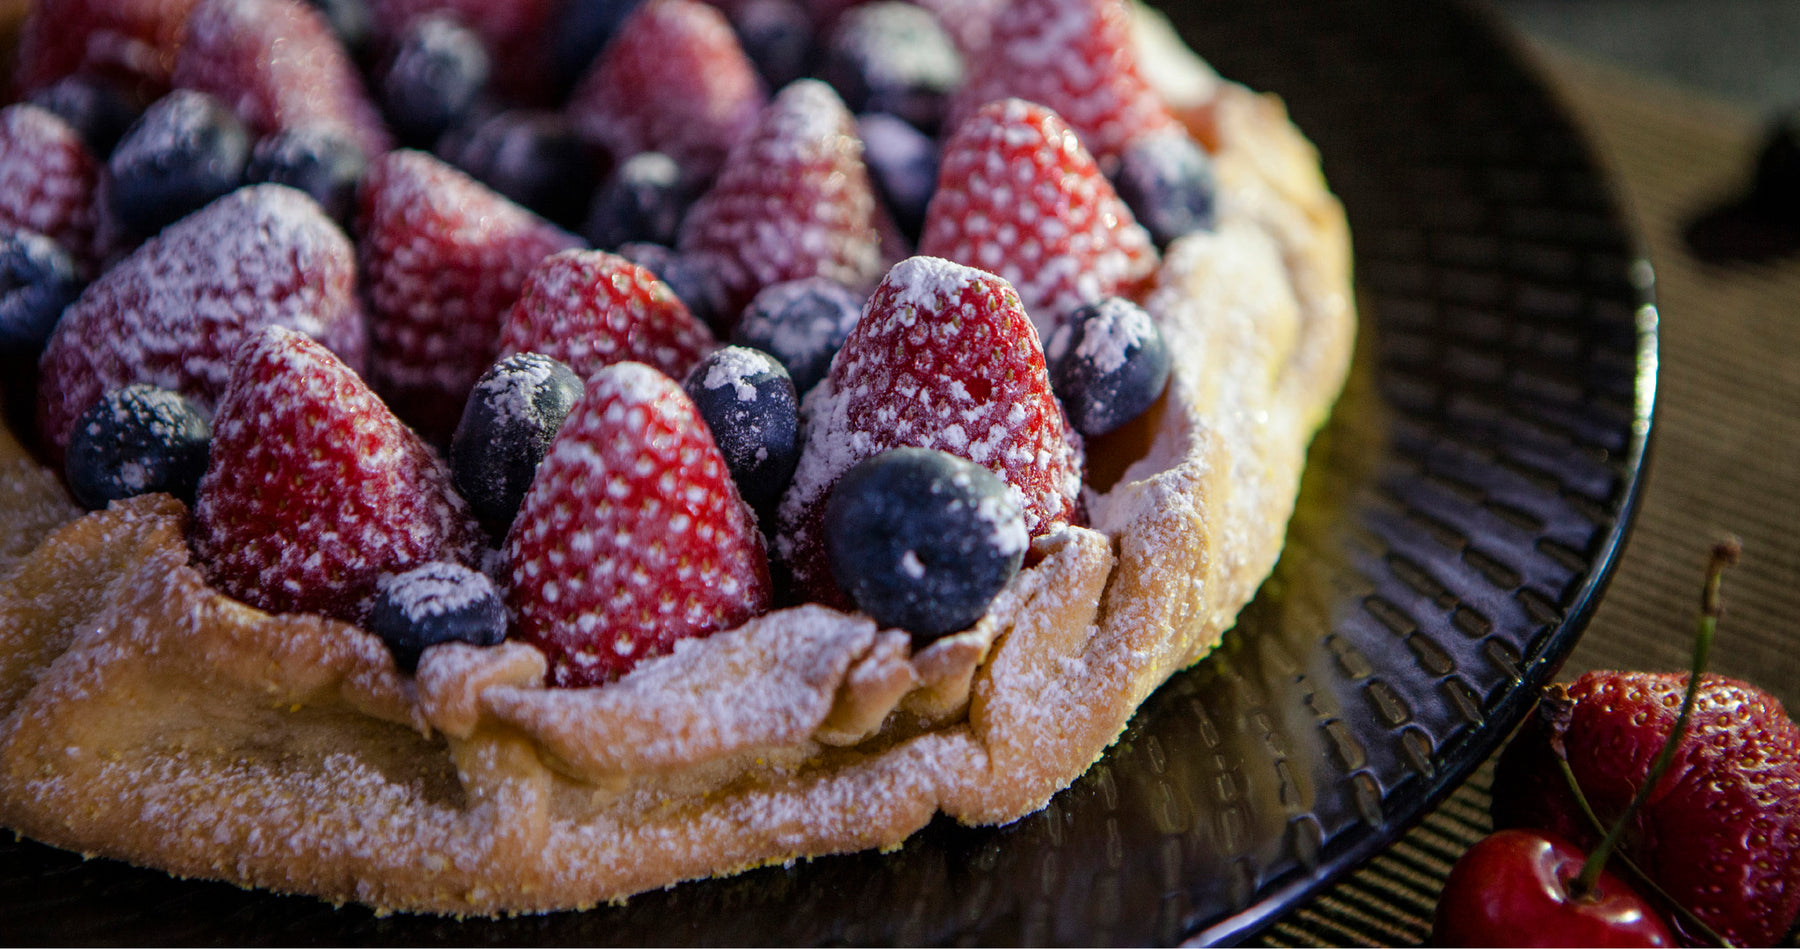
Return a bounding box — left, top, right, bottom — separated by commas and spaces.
0, 78, 1355, 914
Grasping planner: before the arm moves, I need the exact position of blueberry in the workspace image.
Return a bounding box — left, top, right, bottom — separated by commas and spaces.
444, 110, 594, 230
366, 562, 507, 672
1111, 129, 1217, 246
729, 0, 815, 92
0, 231, 82, 355
450, 353, 584, 536
381, 14, 491, 149
28, 75, 143, 158
731, 277, 862, 394
819, 2, 963, 136
683, 346, 800, 512
547, 0, 645, 98
822, 447, 1026, 640
107, 90, 250, 238
584, 152, 691, 249
63, 384, 212, 510
856, 112, 937, 243
244, 125, 368, 228
1048, 297, 1171, 437
617, 242, 734, 332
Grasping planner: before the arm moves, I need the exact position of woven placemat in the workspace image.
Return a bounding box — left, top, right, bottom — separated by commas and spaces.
1254, 39, 1800, 949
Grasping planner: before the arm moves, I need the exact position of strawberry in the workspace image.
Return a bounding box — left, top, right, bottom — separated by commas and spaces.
193, 325, 481, 624
0, 104, 99, 270
774, 255, 1082, 605
566, 0, 766, 185
676, 79, 889, 327
171, 0, 393, 158
13, 0, 199, 97
503, 361, 771, 686
946, 0, 1179, 169
37, 184, 366, 459
367, 0, 563, 102
356, 149, 580, 441
1492, 671, 1800, 947
497, 248, 716, 384
919, 97, 1157, 342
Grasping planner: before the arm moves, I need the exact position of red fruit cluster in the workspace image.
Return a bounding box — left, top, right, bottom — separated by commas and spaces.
1493, 672, 1800, 947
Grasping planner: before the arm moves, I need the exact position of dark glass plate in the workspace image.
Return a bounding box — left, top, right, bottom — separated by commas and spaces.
0, 0, 1653, 944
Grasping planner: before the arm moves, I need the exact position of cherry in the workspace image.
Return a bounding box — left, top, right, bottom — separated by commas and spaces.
1432, 829, 1674, 947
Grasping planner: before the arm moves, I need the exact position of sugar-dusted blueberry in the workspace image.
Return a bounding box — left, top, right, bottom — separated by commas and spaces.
731, 277, 862, 394
1112, 129, 1217, 246
1048, 296, 1171, 437
585, 152, 693, 250
450, 352, 584, 536
822, 447, 1027, 640
107, 89, 250, 238
28, 75, 143, 158
244, 124, 368, 227
729, 0, 815, 92
547, 0, 645, 98
444, 110, 594, 231
856, 112, 937, 243
683, 346, 800, 512
617, 242, 734, 333
366, 561, 507, 672
0, 231, 82, 355
64, 383, 212, 510
819, 1, 962, 135
381, 13, 492, 149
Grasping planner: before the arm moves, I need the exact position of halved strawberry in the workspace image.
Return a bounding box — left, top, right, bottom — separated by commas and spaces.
1493, 672, 1800, 948
172, 0, 393, 157
676, 79, 888, 327
775, 255, 1082, 605
566, 0, 766, 185
497, 248, 716, 383
919, 97, 1157, 341
37, 184, 366, 459
13, 0, 199, 97
947, 0, 1179, 168
0, 104, 99, 270
193, 325, 481, 623
504, 361, 771, 686
356, 149, 580, 441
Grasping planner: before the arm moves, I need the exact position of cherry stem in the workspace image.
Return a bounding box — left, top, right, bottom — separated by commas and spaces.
1567, 538, 1739, 901
1555, 756, 1732, 946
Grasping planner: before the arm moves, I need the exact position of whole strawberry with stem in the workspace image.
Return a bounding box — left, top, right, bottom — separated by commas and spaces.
193, 325, 481, 624
677, 79, 889, 328
357, 149, 579, 441
919, 97, 1157, 343
775, 255, 1082, 606
504, 361, 771, 686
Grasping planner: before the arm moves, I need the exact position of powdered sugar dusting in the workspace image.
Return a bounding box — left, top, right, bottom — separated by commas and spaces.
38, 184, 364, 454
497, 248, 715, 384
378, 562, 496, 621
0, 103, 98, 265
698, 345, 781, 402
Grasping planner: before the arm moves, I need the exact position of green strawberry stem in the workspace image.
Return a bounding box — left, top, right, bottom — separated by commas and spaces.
1560, 538, 1740, 937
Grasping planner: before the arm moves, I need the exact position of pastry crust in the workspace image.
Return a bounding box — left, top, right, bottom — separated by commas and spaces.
0, 50, 1354, 916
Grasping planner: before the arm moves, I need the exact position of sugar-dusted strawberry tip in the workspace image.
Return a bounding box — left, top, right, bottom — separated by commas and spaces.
505, 361, 772, 686
193, 325, 482, 624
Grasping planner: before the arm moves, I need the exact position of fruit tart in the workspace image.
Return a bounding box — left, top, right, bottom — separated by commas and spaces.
0, 0, 1354, 915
